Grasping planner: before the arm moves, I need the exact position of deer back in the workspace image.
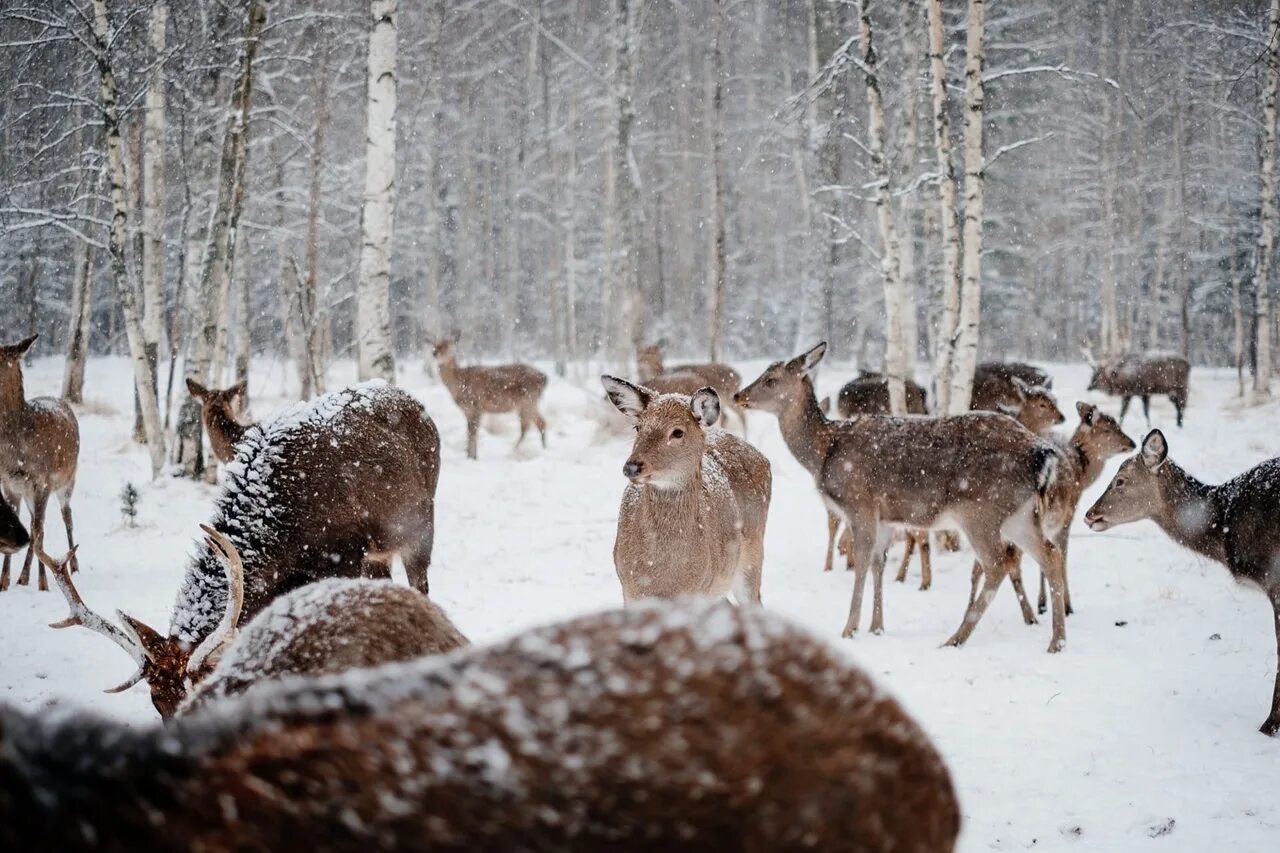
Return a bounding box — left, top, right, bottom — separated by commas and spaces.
1094, 354, 1189, 397
0, 601, 959, 851
837, 373, 928, 417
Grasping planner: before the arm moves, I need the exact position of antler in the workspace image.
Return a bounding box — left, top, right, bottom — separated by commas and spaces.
36, 546, 148, 693
1079, 345, 1098, 368
186, 525, 245, 676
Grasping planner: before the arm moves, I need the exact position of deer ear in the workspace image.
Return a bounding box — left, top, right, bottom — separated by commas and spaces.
690, 387, 721, 426
601, 375, 652, 419
3, 334, 38, 356
1076, 401, 1095, 424
186, 378, 207, 399
1140, 430, 1168, 470
819, 396, 832, 414
995, 403, 1019, 418
117, 613, 166, 663
228, 381, 248, 401
788, 342, 827, 374
1011, 376, 1031, 398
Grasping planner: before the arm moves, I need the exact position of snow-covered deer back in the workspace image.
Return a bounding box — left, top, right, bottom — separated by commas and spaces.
0, 600, 960, 851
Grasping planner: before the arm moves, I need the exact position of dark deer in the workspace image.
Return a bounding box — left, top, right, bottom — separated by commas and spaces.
433, 337, 548, 459
185, 378, 249, 463
971, 364, 1065, 436
1084, 430, 1280, 736
1085, 350, 1190, 427
43, 382, 441, 717
0, 334, 79, 592
974, 360, 1052, 392
636, 342, 747, 433
834, 370, 928, 418
0, 497, 28, 555
0, 600, 961, 851
603, 378, 771, 603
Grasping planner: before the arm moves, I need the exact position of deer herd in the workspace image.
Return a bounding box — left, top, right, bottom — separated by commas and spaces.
1, 330, 1278, 848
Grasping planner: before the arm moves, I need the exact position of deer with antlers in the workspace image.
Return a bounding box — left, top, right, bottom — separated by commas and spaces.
0, 600, 960, 850
39, 382, 441, 716
0, 334, 79, 593
1083, 348, 1190, 427
185, 378, 250, 463
432, 337, 548, 459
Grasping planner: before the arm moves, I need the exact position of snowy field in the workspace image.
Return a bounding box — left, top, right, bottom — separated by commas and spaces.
2, 353, 1278, 850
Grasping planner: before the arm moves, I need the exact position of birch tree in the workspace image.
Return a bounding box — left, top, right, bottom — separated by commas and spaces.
141, 0, 167, 411
706, 0, 728, 361
1256, 0, 1278, 401
356, 0, 398, 383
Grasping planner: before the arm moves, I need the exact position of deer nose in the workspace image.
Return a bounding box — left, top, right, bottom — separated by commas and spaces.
623, 460, 644, 480
732, 392, 747, 407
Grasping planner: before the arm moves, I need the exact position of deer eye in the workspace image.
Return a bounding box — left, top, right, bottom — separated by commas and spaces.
1114, 478, 1126, 488
765, 377, 776, 387
670, 428, 684, 440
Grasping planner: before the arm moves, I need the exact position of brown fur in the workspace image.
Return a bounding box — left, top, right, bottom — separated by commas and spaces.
0, 601, 960, 851
835, 370, 928, 418
1087, 353, 1190, 427
433, 338, 547, 459
0, 497, 28, 556
1085, 430, 1280, 735
0, 335, 79, 592
970, 365, 1065, 436
185, 378, 250, 463
604, 377, 771, 603
637, 343, 746, 433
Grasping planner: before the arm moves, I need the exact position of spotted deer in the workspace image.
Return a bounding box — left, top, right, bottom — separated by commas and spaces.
41, 382, 441, 717
0, 334, 79, 592
603, 377, 771, 604
965, 402, 1135, 624
0, 600, 961, 851
432, 337, 547, 459
0, 497, 28, 555
185, 378, 250, 463
1084, 430, 1280, 736
637, 342, 747, 433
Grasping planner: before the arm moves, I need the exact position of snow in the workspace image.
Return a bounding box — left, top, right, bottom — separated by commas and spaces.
2, 354, 1279, 850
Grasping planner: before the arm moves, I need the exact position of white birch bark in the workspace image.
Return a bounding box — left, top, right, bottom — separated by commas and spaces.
62, 234, 94, 403
1256, 0, 1278, 400
142, 0, 167, 378
706, 0, 728, 361
356, 0, 399, 383
609, 0, 645, 362
90, 0, 166, 476
947, 0, 985, 414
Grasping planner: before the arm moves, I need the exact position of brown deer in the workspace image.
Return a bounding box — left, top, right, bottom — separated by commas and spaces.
637, 342, 747, 433
0, 497, 28, 555
42, 382, 441, 717
603, 377, 771, 604
965, 402, 1135, 624
185, 378, 249, 462
972, 371, 1065, 436
432, 337, 548, 459
834, 370, 928, 417
0, 334, 79, 592
1084, 430, 1280, 736
0, 600, 961, 851
974, 360, 1052, 392
1085, 350, 1190, 427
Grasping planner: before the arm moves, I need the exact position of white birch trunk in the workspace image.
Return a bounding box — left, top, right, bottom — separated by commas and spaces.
925, 0, 963, 414
609, 0, 645, 362
62, 235, 94, 403
90, 0, 166, 476
356, 0, 398, 383
706, 0, 728, 362
947, 0, 985, 414
1257, 0, 1278, 400
142, 0, 167, 378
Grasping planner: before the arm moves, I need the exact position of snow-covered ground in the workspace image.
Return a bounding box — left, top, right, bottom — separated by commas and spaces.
2, 353, 1278, 850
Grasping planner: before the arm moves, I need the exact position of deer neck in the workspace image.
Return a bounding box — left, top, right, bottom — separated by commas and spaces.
776, 379, 834, 477
207, 404, 247, 453
1065, 429, 1103, 489
1152, 462, 1228, 565
437, 356, 461, 389
638, 468, 707, 530
0, 372, 25, 417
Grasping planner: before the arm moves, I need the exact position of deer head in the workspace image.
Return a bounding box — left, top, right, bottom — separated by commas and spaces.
1008, 377, 1065, 433
431, 337, 459, 364
0, 333, 37, 407
37, 525, 245, 719
1083, 430, 1169, 532
602, 376, 720, 489
1074, 402, 1135, 459
186, 378, 247, 416
733, 342, 827, 414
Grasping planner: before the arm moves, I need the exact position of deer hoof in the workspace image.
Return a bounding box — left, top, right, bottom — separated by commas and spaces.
1047, 637, 1066, 654
840, 626, 857, 639
1261, 717, 1280, 737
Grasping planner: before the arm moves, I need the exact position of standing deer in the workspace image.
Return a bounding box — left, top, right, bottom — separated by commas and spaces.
971, 370, 1065, 436
834, 370, 928, 417
1084, 430, 1280, 736
432, 338, 548, 459
636, 342, 747, 433
1085, 350, 1190, 427
0, 600, 961, 851
0, 334, 79, 592
185, 378, 250, 463
42, 382, 441, 717
603, 377, 771, 604
0, 497, 28, 555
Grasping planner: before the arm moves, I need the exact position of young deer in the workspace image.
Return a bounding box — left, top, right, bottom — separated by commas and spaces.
0, 497, 28, 555
0, 334, 79, 592
0, 600, 961, 851
432, 337, 548, 459
637, 342, 747, 433
603, 377, 771, 604
1085, 350, 1190, 427
43, 382, 441, 717
185, 378, 250, 463
1084, 430, 1280, 736
990, 377, 1066, 436
965, 402, 1135, 624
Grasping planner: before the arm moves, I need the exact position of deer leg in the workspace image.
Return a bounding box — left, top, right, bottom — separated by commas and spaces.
1118, 396, 1131, 423
1141, 395, 1151, 426
1037, 571, 1048, 615
465, 412, 480, 460
895, 534, 914, 583
515, 410, 530, 449
1059, 534, 1074, 616
945, 534, 1013, 647
58, 487, 78, 574
734, 534, 765, 606
18, 494, 47, 589
1173, 395, 1186, 428
536, 411, 548, 448
868, 526, 892, 635
1005, 548, 1037, 625
401, 503, 434, 597
0, 554, 9, 592
967, 560, 982, 609
840, 518, 879, 638
918, 533, 932, 591
1263, 589, 1280, 737
1016, 532, 1068, 653
823, 512, 839, 573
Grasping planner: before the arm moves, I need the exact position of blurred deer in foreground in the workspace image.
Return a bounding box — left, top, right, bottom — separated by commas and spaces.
1084, 349, 1190, 427
42, 383, 441, 717
0, 334, 79, 592
433, 337, 548, 459
637, 342, 747, 434
0, 601, 961, 851
185, 378, 250, 462
603, 377, 771, 604
1085, 430, 1280, 736
0, 498, 28, 555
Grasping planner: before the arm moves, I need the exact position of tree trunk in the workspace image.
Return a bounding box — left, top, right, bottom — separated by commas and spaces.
609, 0, 646, 362
1256, 0, 1278, 400
946, 0, 985, 414
62, 238, 95, 404
896, 0, 923, 375
356, 0, 399, 383
233, 233, 251, 390
303, 30, 331, 395
90, 0, 166, 476
925, 0, 963, 413
141, 0, 168, 435
706, 0, 728, 362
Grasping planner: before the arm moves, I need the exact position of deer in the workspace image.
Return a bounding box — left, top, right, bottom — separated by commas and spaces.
974, 360, 1052, 392
0, 497, 28, 555
42, 382, 441, 717
602, 377, 771, 604
1084, 430, 1280, 736
0, 334, 79, 593
1084, 349, 1190, 427
971, 370, 1066, 436
0, 600, 962, 851
636, 341, 747, 433
432, 337, 548, 459
834, 370, 929, 418
965, 402, 1135, 624
185, 378, 250, 462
